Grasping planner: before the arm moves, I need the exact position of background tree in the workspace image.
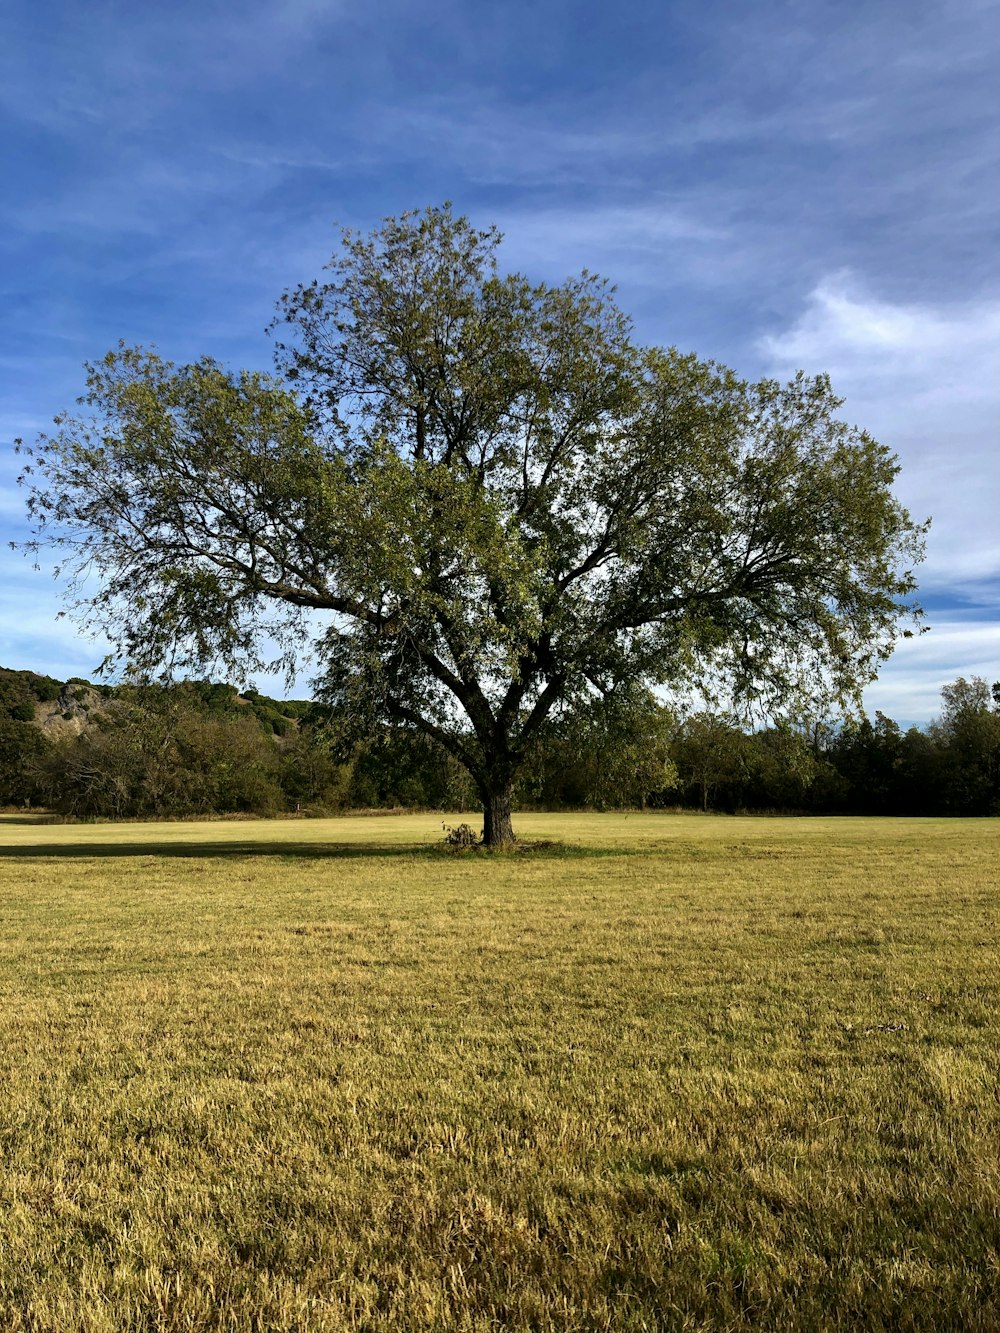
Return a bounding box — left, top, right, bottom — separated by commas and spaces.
672, 712, 749, 812
0, 669, 59, 808
0, 717, 48, 808
19, 205, 925, 845
929, 676, 1000, 815
740, 723, 819, 811
31, 690, 287, 819
828, 712, 906, 815
519, 692, 677, 810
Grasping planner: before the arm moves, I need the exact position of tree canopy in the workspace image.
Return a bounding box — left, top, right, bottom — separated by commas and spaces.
18, 204, 926, 844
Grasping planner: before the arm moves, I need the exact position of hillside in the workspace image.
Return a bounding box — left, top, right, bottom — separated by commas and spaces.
0, 666, 309, 734
0, 666, 472, 817
0, 667, 332, 815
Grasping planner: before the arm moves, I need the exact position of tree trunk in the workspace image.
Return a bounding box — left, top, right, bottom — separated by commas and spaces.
481, 780, 516, 848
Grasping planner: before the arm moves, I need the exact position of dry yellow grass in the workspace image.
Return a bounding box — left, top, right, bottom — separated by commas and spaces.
0, 811, 998, 1330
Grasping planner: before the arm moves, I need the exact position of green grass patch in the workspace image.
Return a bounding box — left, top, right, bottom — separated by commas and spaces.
0, 812, 998, 1329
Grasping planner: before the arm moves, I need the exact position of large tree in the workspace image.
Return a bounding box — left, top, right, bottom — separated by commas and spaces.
18, 204, 925, 845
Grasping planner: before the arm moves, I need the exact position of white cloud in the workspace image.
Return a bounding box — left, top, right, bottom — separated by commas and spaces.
760, 276, 1000, 596
761, 276, 1000, 388
865, 618, 1000, 723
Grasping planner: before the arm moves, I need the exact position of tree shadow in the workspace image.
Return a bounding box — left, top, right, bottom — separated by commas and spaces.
0, 814, 62, 825
0, 838, 432, 861
0, 836, 626, 862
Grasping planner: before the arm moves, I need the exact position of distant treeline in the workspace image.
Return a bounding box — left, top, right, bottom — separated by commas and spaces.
1, 667, 998, 818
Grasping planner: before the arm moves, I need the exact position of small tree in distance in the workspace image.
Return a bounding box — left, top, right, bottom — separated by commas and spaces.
18, 204, 926, 846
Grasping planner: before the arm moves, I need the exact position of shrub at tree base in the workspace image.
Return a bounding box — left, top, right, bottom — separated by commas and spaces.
442, 822, 481, 848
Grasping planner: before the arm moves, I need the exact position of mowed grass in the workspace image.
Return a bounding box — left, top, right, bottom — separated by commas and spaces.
0, 812, 998, 1331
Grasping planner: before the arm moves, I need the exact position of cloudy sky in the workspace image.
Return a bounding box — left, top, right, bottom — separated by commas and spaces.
1, 0, 997, 721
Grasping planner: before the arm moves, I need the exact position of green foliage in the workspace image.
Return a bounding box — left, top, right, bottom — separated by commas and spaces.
929, 676, 1000, 815
0, 718, 48, 806
0, 671, 59, 807
19, 205, 925, 844
276, 730, 352, 811
672, 712, 749, 811
25, 688, 297, 819
29, 676, 61, 703
520, 691, 677, 809
0, 667, 60, 716
186, 680, 241, 714
827, 712, 907, 814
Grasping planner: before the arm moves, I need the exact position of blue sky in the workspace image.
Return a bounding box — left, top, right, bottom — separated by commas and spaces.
1, 0, 998, 722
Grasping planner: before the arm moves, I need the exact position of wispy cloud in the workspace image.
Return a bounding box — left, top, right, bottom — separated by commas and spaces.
494, 200, 727, 272
866, 618, 1000, 723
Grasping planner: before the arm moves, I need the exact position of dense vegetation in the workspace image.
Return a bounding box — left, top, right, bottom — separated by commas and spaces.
2, 666, 998, 819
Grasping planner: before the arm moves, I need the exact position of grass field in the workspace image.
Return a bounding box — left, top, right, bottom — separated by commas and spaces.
0, 811, 997, 1331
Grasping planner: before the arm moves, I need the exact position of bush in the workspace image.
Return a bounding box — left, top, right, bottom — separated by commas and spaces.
442, 822, 480, 847
30, 677, 61, 703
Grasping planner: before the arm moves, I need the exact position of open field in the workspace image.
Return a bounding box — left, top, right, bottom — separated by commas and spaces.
0, 811, 997, 1330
